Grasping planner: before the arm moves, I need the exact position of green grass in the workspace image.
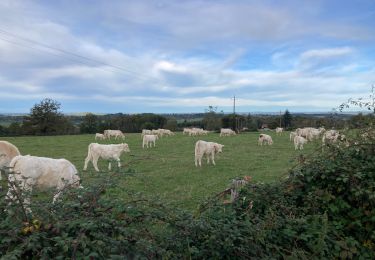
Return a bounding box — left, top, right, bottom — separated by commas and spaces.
1, 132, 319, 210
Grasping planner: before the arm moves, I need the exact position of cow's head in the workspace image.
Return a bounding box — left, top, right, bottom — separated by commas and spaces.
121, 143, 130, 152
214, 143, 224, 153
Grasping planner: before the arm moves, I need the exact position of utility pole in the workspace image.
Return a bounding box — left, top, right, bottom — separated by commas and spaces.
233, 95, 237, 132
279, 110, 282, 128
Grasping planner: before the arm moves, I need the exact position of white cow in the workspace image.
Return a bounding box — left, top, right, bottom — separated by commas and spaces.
294, 136, 307, 150
141, 129, 152, 137
275, 127, 283, 135
83, 143, 130, 172
104, 130, 125, 140
162, 129, 175, 136
142, 134, 158, 148
7, 155, 81, 213
0, 141, 21, 180
194, 140, 224, 167
220, 128, 236, 137
289, 131, 297, 142
296, 128, 313, 141
322, 131, 348, 150
322, 130, 339, 145
258, 134, 273, 146
183, 128, 191, 135
95, 133, 106, 140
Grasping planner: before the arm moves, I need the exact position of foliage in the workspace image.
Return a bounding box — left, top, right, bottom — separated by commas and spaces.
221, 114, 246, 131
202, 106, 223, 131
164, 118, 178, 131
80, 113, 99, 134
283, 109, 292, 128
22, 98, 74, 135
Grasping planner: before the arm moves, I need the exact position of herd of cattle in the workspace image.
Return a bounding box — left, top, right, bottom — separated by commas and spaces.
0, 126, 345, 213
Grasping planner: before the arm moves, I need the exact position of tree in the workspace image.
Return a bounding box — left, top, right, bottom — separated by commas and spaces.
23, 98, 66, 135
202, 106, 222, 131
282, 110, 292, 128
80, 113, 99, 134
164, 118, 178, 131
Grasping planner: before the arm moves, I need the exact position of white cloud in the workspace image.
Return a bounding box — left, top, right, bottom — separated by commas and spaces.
0, 1, 374, 113
300, 47, 353, 61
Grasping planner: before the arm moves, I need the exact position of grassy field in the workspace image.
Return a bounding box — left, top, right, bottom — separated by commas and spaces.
1, 132, 319, 210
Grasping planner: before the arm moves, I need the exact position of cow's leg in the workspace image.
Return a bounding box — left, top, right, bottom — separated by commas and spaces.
108, 161, 112, 171
22, 178, 35, 214
53, 190, 62, 203
83, 155, 91, 171
211, 152, 216, 165
93, 156, 100, 172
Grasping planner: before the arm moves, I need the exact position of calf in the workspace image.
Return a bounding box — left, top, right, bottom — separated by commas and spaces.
83, 143, 130, 172
194, 140, 224, 167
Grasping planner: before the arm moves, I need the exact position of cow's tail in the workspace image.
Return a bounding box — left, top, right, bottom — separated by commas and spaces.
86, 144, 94, 161
8, 155, 21, 173
194, 141, 201, 156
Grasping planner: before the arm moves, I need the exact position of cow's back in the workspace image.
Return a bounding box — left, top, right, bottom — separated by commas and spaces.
11, 156, 77, 189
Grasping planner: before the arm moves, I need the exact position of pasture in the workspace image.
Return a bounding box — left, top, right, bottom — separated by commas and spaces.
1, 131, 319, 210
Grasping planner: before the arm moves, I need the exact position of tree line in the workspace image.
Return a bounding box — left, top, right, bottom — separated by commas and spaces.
0, 98, 371, 136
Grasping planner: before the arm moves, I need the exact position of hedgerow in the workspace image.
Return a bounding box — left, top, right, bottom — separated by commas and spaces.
1, 129, 374, 259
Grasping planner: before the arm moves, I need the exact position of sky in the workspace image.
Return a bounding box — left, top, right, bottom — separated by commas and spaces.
0, 0, 374, 114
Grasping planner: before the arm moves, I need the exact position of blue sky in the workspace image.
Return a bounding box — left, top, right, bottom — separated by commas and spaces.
0, 0, 374, 114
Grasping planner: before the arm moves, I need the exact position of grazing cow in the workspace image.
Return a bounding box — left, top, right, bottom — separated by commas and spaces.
104, 130, 125, 140
296, 128, 313, 141
294, 136, 307, 150
162, 129, 175, 136
183, 128, 191, 135
296, 127, 325, 141
95, 133, 106, 140
322, 130, 339, 146
194, 140, 224, 167
0, 141, 21, 180
258, 134, 273, 146
83, 143, 130, 172
220, 128, 236, 137
275, 127, 283, 135
322, 130, 349, 150
141, 129, 152, 137
142, 134, 158, 148
7, 155, 81, 213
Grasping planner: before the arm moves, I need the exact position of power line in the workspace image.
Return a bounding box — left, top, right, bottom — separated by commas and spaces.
0, 28, 160, 82
0, 35, 122, 75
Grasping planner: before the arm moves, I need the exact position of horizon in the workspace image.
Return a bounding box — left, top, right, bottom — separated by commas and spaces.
1, 1, 375, 113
